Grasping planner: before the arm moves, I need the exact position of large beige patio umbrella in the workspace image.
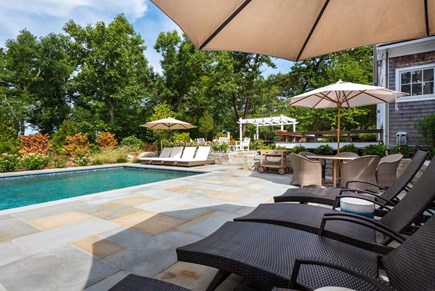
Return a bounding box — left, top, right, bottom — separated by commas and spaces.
141, 117, 197, 150
150, 0, 434, 61
289, 80, 408, 153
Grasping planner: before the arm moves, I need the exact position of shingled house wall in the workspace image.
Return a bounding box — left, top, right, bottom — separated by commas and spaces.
387, 51, 435, 146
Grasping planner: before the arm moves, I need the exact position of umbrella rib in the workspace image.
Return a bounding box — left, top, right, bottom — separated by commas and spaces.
290, 94, 324, 106
346, 90, 391, 104
424, 0, 430, 36
296, 0, 330, 61
343, 91, 352, 107
199, 0, 252, 50
317, 91, 337, 104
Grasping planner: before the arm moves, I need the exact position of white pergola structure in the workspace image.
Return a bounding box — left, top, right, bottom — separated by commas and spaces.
238, 115, 298, 141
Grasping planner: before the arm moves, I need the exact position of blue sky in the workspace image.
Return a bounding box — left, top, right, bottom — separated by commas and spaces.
0, 0, 293, 75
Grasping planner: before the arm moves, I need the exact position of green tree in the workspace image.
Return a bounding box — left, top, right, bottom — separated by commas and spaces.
64, 14, 153, 138
2, 31, 74, 134
2, 30, 40, 135
198, 110, 214, 141
28, 33, 74, 134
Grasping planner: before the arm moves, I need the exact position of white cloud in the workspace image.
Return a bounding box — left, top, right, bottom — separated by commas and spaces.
0, 0, 148, 45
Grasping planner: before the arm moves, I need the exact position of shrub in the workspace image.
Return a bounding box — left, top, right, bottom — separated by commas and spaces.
52, 120, 78, 152
275, 146, 288, 150
19, 133, 52, 155
173, 132, 190, 143
362, 144, 388, 157
415, 113, 435, 148
0, 153, 21, 172
116, 156, 128, 163
92, 158, 104, 165
314, 144, 334, 155
389, 145, 414, 159
0, 140, 19, 154
290, 145, 307, 154
48, 154, 68, 168
250, 140, 264, 150
96, 132, 118, 150
211, 143, 229, 153
339, 144, 359, 154
120, 136, 144, 151
90, 148, 130, 164
20, 154, 49, 170
63, 133, 91, 157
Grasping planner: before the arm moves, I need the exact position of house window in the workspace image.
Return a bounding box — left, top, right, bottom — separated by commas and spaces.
397, 65, 435, 101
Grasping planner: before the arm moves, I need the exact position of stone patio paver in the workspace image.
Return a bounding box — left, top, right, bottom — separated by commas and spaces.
0, 165, 291, 290
0, 215, 39, 242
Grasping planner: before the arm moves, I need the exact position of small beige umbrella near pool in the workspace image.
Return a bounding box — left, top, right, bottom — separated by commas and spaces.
289, 80, 408, 153
141, 117, 197, 130
151, 0, 434, 61
140, 117, 197, 150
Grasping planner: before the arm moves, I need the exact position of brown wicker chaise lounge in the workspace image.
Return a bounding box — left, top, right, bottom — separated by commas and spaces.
274, 150, 429, 209
235, 158, 435, 254
109, 217, 435, 290
109, 275, 189, 291
289, 215, 435, 291
177, 221, 379, 290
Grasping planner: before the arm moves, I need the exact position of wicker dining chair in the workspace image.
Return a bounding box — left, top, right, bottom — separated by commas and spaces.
337, 152, 359, 158
299, 151, 326, 180
289, 154, 322, 187
376, 154, 403, 188
340, 155, 381, 191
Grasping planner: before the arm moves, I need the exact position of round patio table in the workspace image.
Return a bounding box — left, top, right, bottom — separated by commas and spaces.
307, 155, 357, 187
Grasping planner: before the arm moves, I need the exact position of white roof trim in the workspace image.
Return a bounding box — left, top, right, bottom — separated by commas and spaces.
376, 36, 435, 50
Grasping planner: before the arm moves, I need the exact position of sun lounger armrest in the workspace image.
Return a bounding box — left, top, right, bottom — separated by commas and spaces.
333, 194, 396, 210
345, 180, 386, 192
319, 213, 406, 247
289, 258, 393, 291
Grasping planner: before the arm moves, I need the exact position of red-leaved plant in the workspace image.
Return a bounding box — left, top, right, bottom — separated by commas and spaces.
63, 133, 91, 157
96, 132, 118, 150
19, 133, 52, 155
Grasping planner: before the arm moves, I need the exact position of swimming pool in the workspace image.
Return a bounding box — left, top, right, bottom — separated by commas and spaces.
0, 166, 199, 210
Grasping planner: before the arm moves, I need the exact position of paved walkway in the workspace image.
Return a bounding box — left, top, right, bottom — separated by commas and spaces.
0, 164, 292, 290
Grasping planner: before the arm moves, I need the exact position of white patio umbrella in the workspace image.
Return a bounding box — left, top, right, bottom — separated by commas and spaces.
150, 0, 434, 61
289, 80, 408, 153
140, 117, 197, 150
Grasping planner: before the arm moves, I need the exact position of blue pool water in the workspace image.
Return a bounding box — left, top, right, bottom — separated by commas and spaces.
0, 167, 198, 210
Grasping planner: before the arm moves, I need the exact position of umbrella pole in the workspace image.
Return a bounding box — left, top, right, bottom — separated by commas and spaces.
337, 105, 341, 155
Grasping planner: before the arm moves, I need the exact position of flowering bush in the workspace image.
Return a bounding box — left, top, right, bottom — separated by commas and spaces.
63, 133, 91, 157
20, 154, 49, 170
96, 132, 118, 150
19, 133, 52, 155
71, 151, 91, 167
0, 153, 21, 172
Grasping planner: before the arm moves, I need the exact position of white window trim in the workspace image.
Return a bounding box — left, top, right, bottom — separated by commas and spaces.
395, 63, 435, 103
